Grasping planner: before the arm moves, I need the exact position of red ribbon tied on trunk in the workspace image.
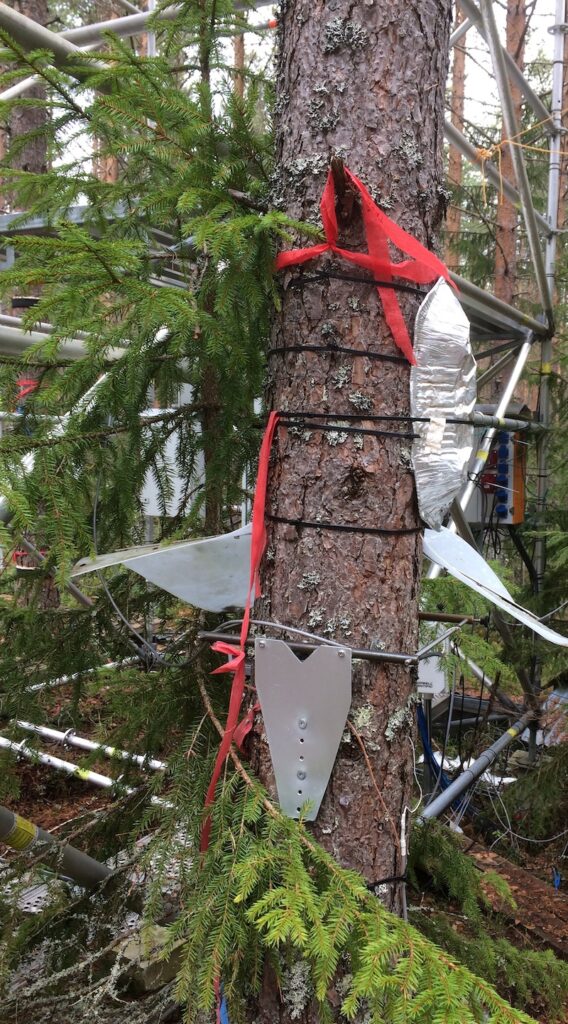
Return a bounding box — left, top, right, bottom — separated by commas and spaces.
275, 166, 455, 366
201, 411, 280, 853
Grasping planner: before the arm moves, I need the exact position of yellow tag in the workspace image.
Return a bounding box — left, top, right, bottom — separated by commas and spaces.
541, 362, 552, 374
475, 449, 489, 462
506, 727, 518, 738
75, 768, 91, 781
5, 814, 38, 851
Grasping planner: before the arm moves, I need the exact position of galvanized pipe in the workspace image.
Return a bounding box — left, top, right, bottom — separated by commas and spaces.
0, 314, 125, 362
0, 803, 110, 887
419, 709, 534, 821
15, 720, 166, 772
444, 123, 550, 236
0, 3, 104, 80
534, 0, 564, 591
0, 735, 168, 806
479, 0, 553, 321
457, 0, 551, 125
450, 15, 473, 47
198, 631, 417, 666
25, 658, 138, 694
451, 272, 547, 335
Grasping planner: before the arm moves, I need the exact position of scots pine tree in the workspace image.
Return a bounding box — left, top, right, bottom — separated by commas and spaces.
0, 4, 556, 1023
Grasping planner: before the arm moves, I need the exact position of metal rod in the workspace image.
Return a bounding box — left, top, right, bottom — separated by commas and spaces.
14, 720, 166, 772
476, 348, 519, 389
444, 123, 550, 236
418, 709, 533, 821
453, 336, 534, 523
14, 536, 93, 609
454, 646, 520, 713
0, 735, 168, 806
417, 620, 469, 659
451, 272, 547, 335
457, 0, 551, 125
534, 0, 563, 592
0, 316, 125, 361
450, 14, 473, 47
0, 2, 104, 81
479, 0, 553, 321
198, 631, 417, 666
25, 658, 138, 693
0, 803, 110, 887
419, 612, 483, 625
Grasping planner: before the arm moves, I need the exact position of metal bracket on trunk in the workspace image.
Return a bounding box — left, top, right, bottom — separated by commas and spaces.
254, 638, 352, 820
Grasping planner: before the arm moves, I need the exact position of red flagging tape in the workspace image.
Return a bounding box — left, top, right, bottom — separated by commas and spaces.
201, 412, 279, 853
275, 166, 455, 365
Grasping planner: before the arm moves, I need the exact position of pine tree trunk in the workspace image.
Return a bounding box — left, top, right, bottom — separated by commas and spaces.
249, 4, 451, 1016
494, 0, 526, 309
1, 0, 48, 192
446, 9, 466, 268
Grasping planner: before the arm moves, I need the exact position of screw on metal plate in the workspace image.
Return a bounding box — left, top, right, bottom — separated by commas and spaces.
255, 637, 352, 821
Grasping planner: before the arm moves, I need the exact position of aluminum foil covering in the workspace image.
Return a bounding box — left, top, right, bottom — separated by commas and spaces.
411, 278, 476, 528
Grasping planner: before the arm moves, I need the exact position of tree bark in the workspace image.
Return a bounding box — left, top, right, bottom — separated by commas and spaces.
446, 8, 466, 269
493, 0, 526, 309
0, 0, 48, 198
249, 5, 451, 1016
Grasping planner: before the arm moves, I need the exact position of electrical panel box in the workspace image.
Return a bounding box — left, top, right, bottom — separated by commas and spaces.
464, 430, 525, 527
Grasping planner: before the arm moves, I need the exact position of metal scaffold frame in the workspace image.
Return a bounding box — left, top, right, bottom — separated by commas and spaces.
0, 0, 563, 822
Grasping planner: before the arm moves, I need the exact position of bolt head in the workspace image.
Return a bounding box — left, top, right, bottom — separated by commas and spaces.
297, 770, 306, 780
338, 649, 345, 658
298, 718, 307, 729
258, 639, 266, 648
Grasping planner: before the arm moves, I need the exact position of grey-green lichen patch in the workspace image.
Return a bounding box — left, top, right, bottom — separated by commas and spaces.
323, 615, 352, 637
298, 571, 321, 591
326, 429, 348, 446
347, 295, 361, 311
353, 433, 364, 450
307, 608, 324, 629
332, 366, 351, 389
323, 17, 369, 54
282, 960, 312, 1020
348, 391, 373, 412
385, 693, 420, 743
400, 129, 424, 170
352, 704, 373, 731
399, 445, 413, 469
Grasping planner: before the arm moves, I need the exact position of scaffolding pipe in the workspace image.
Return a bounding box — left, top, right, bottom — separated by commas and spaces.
454, 646, 520, 713
15, 720, 166, 772
444, 123, 550, 236
457, 0, 551, 125
25, 658, 138, 694
0, 3, 104, 81
476, 349, 519, 390
534, 0, 563, 592
450, 15, 473, 47
451, 272, 547, 335
427, 334, 535, 579
0, 735, 168, 806
0, 803, 110, 887
0, 315, 125, 362
419, 709, 534, 821
479, 0, 553, 322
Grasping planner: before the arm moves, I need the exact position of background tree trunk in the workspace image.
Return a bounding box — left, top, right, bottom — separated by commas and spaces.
493, 0, 526, 309
446, 8, 466, 269
250, 7, 451, 1013
0, 0, 48, 195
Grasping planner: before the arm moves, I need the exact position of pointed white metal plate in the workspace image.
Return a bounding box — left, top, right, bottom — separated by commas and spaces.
411, 279, 477, 528
255, 638, 352, 820
424, 527, 568, 647
72, 525, 252, 613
